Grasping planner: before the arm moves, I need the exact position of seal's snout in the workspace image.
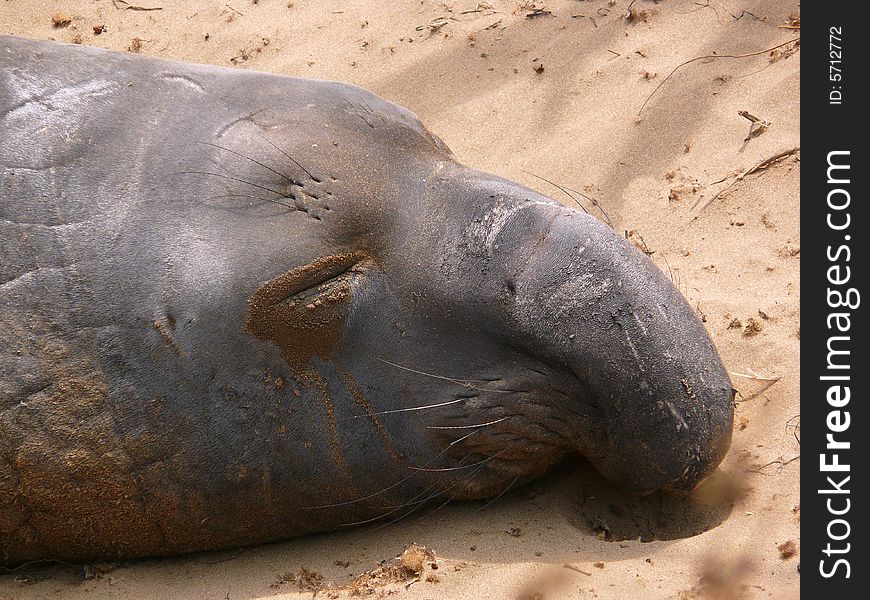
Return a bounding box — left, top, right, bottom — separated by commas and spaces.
495, 201, 734, 495
565, 215, 732, 495
656, 375, 735, 495
582, 346, 734, 496
420, 170, 732, 495
614, 371, 735, 496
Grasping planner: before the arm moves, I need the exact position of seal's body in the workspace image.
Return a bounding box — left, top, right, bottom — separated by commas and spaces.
0, 35, 733, 565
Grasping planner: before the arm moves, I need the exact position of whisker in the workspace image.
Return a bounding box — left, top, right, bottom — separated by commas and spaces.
356, 444, 509, 532
476, 474, 521, 512
200, 192, 297, 211
366, 459, 489, 532
400, 458, 496, 528
339, 452, 477, 528
409, 447, 508, 472
338, 477, 446, 527
661, 254, 675, 284
428, 417, 508, 430
405, 494, 454, 528
301, 428, 487, 510
563, 184, 614, 229
523, 170, 590, 216
424, 496, 456, 519
304, 476, 418, 511
169, 170, 288, 198
197, 141, 301, 185
446, 426, 490, 448
354, 112, 375, 129
377, 358, 513, 394
256, 134, 319, 182
340, 397, 465, 419
363, 488, 447, 532
526, 169, 614, 228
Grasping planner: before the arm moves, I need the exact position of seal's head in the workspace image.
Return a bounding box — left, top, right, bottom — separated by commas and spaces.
203, 90, 733, 502
246, 147, 734, 499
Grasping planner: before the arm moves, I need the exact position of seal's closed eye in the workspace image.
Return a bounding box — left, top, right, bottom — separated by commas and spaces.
273, 255, 364, 308
245, 252, 370, 372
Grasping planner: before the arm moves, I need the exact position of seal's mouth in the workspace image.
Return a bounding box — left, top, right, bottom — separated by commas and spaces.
417, 357, 612, 501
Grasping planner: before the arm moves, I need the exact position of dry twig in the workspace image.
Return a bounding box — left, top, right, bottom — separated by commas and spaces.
738, 110, 770, 142
749, 454, 800, 475
638, 38, 800, 115
564, 564, 593, 576
693, 147, 799, 215
113, 0, 163, 10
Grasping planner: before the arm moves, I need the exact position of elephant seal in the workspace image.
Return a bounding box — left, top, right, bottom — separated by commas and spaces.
0, 35, 733, 565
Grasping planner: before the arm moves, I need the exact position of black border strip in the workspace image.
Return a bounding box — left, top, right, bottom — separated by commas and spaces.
802, 4, 868, 595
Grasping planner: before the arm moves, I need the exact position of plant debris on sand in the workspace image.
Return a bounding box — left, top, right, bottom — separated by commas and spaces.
345, 543, 438, 595
269, 544, 439, 596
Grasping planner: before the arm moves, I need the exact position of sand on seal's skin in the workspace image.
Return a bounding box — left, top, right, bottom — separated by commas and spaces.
0, 1, 799, 598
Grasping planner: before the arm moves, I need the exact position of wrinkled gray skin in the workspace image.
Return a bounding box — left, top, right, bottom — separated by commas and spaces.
0, 36, 733, 565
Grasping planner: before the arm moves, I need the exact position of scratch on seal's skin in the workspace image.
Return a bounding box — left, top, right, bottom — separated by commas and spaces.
152, 320, 184, 357
1, 79, 118, 121
1, 218, 90, 229
0, 267, 66, 291
637, 441, 669, 477
260, 464, 277, 519
664, 400, 689, 431
621, 324, 644, 370
466, 202, 528, 259
681, 378, 703, 410
339, 370, 403, 464
632, 312, 649, 336
511, 210, 561, 286
214, 109, 270, 138
157, 72, 205, 93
